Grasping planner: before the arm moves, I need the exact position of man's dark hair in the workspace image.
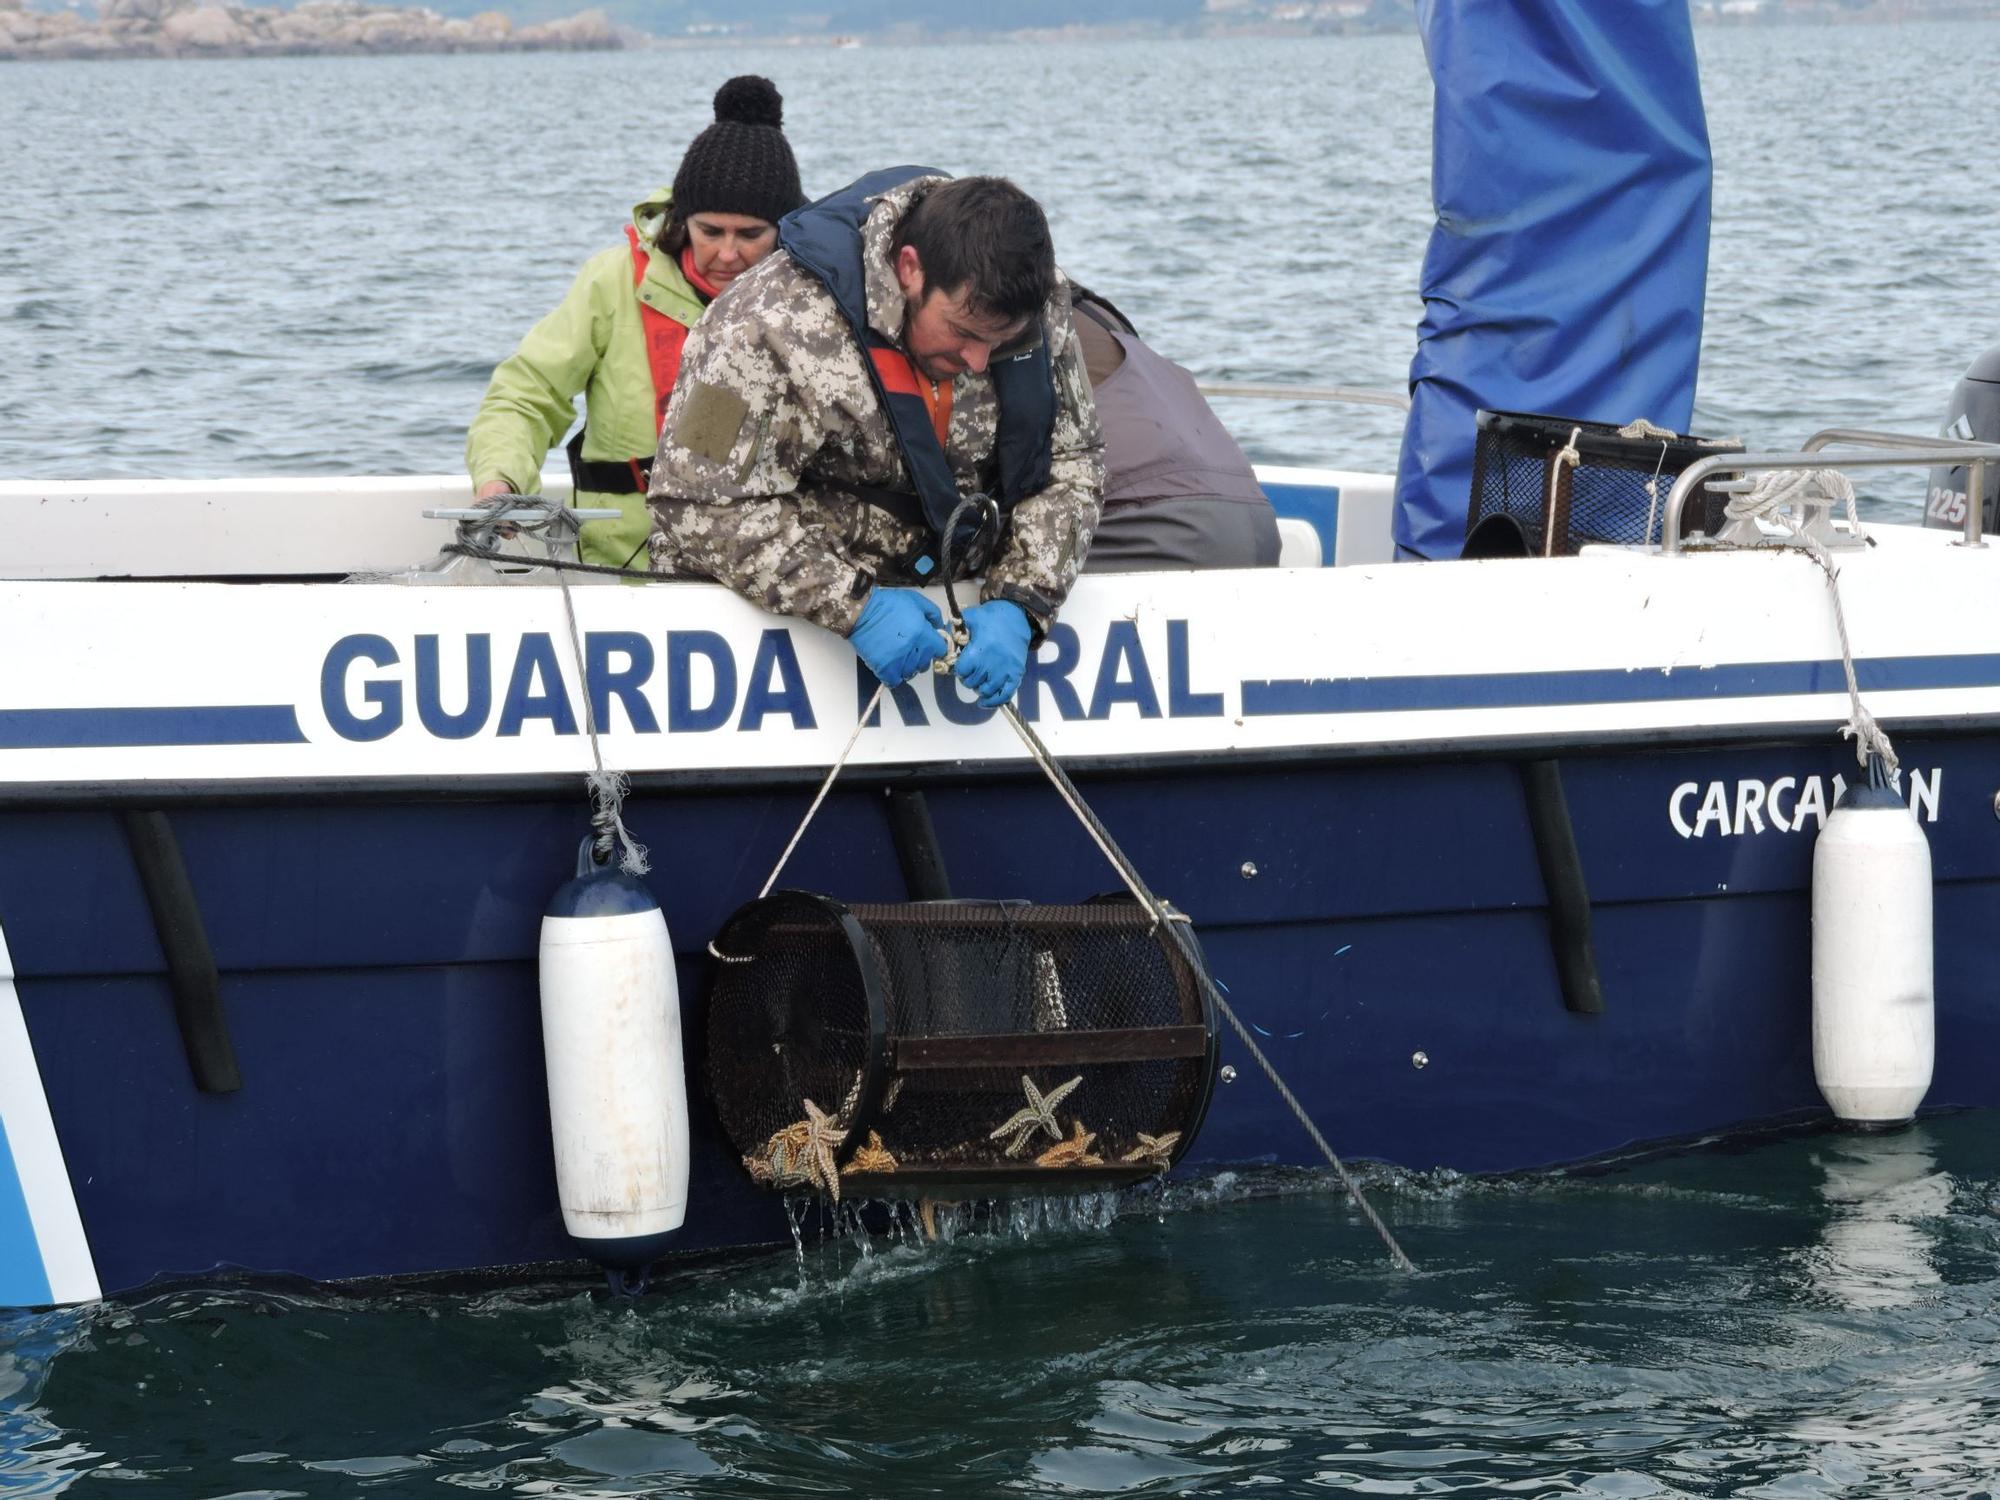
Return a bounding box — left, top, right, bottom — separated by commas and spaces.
893, 176, 1056, 326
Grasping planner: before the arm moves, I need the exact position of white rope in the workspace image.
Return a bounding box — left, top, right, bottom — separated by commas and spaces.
414, 494, 653, 874
555, 565, 650, 876
1619, 418, 1676, 548
462, 494, 653, 877
1544, 426, 1583, 558
1721, 469, 1898, 776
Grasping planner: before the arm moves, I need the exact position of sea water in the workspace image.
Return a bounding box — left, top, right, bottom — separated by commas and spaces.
6, 22, 2000, 1497
7, 1117, 2000, 1495
4, 24, 1999, 508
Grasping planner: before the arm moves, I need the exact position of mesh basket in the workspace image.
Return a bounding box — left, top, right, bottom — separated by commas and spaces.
1466, 410, 1744, 557
706, 893, 1218, 1198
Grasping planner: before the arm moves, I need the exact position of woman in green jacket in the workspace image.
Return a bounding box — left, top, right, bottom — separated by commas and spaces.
466, 76, 804, 569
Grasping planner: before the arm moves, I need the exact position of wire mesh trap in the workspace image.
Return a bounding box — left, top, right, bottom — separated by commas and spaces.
706, 893, 1219, 1200
1465, 409, 1745, 557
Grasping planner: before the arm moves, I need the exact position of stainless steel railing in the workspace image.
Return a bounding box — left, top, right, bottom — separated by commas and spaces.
1196, 383, 1412, 412
1659, 430, 2000, 555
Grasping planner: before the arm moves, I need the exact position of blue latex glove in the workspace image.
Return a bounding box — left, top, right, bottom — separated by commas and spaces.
848, 588, 948, 686
954, 599, 1032, 709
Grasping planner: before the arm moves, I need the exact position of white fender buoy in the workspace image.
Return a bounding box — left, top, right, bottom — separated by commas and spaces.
1812, 776, 1934, 1126
539, 840, 688, 1267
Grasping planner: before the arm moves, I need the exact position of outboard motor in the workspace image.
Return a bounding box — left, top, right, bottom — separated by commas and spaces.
1922, 344, 2000, 533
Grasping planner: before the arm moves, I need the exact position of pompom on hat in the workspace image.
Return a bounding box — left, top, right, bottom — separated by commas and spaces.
672, 76, 804, 227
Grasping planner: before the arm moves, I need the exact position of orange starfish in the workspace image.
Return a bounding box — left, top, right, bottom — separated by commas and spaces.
746, 1098, 847, 1199
839, 1130, 898, 1176
1035, 1120, 1103, 1168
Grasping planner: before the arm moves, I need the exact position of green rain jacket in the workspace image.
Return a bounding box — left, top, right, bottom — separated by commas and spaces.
466, 188, 708, 569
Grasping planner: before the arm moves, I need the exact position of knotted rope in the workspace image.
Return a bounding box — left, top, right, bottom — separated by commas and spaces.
454, 495, 650, 874
1721, 469, 1897, 777
1620, 419, 1677, 548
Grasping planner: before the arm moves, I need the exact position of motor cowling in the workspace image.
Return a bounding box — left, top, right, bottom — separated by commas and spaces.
1811, 779, 1934, 1127
539, 841, 688, 1268
1922, 343, 2000, 533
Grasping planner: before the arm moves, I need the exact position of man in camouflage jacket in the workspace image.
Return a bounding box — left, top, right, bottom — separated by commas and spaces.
645, 172, 1105, 703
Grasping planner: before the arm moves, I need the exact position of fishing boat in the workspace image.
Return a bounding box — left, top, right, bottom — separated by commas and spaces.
5, 0, 1999, 1307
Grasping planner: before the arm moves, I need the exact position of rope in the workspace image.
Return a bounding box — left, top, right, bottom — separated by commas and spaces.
705, 683, 886, 964
994, 699, 1415, 1272
707, 494, 1001, 962
1641, 440, 1671, 549
441, 541, 659, 581
554, 566, 649, 875
939, 516, 1414, 1272
449, 496, 650, 874
1721, 469, 1898, 776
708, 496, 996, 953
1614, 418, 1677, 548
1544, 426, 1583, 558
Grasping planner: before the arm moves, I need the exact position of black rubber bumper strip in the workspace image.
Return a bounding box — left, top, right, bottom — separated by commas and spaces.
122, 810, 242, 1093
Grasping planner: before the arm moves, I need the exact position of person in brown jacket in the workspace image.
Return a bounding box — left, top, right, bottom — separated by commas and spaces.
1069, 288, 1279, 572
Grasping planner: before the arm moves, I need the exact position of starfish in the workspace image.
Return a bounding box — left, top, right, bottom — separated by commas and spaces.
1118, 1131, 1180, 1169
798, 1098, 848, 1203
989, 1073, 1083, 1158
746, 1099, 848, 1197
747, 1122, 812, 1188
1035, 1120, 1103, 1169
840, 1130, 899, 1177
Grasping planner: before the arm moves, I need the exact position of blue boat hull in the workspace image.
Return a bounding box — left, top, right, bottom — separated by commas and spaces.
5, 731, 1994, 1298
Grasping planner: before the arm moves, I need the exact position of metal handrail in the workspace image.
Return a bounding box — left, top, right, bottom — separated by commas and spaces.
1196, 382, 1412, 413
1802, 427, 1984, 455
1803, 429, 1999, 548
1659, 438, 2000, 555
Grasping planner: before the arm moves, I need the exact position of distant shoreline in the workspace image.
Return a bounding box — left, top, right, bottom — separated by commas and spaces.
0, 0, 621, 60
6, 0, 1997, 64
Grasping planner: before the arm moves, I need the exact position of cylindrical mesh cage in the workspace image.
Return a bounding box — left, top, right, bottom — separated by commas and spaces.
1466, 409, 1744, 556
706, 893, 1218, 1198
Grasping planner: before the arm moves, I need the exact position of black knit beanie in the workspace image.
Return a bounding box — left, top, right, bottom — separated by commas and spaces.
672, 77, 803, 226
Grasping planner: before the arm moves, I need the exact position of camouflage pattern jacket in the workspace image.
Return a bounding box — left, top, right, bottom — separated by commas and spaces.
644, 175, 1105, 637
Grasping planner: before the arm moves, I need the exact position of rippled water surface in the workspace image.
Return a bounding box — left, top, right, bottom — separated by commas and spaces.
9, 1117, 2000, 1497
5, 23, 2000, 518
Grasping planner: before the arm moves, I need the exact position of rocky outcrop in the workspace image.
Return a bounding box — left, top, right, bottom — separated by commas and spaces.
0, 0, 623, 58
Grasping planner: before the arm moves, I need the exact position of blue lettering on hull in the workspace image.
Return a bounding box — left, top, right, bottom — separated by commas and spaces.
323, 628, 820, 742
857, 619, 1224, 727
319, 618, 1228, 743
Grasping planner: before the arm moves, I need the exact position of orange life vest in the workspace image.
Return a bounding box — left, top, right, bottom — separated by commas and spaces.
625, 224, 690, 436
867, 348, 953, 444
